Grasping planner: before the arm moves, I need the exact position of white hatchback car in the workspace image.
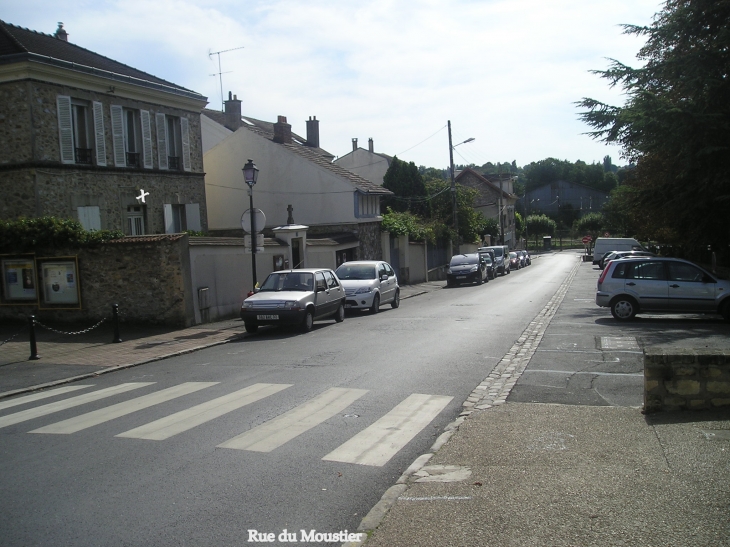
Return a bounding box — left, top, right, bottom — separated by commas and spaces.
335, 261, 400, 314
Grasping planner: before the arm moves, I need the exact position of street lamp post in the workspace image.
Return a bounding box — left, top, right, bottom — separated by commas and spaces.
242, 159, 260, 291
447, 120, 474, 255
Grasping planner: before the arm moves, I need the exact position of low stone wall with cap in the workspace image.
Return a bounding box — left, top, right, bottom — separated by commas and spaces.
644, 348, 730, 413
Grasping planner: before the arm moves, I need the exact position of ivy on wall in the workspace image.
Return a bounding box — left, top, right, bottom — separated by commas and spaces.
0, 217, 125, 253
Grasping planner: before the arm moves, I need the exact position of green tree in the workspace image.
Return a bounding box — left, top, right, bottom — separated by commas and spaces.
577, 0, 730, 262
574, 212, 604, 239
382, 156, 428, 215
526, 214, 556, 237
514, 211, 525, 238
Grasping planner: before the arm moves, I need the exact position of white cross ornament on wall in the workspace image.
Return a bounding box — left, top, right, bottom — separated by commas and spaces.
136, 189, 149, 203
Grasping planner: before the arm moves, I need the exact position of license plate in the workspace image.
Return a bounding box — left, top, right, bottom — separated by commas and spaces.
456, 276, 466, 279
257, 314, 279, 320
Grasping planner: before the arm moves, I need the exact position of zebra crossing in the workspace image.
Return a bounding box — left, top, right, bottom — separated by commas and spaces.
0, 382, 453, 467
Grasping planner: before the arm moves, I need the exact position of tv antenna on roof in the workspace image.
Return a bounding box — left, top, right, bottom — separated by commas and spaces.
209, 46, 245, 112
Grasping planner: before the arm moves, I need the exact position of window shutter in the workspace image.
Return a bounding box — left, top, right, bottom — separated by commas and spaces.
155, 112, 168, 170
185, 203, 201, 231
77, 206, 101, 231
180, 117, 192, 172
56, 95, 75, 164
92, 101, 107, 166
110, 105, 126, 167
163, 204, 175, 233
140, 110, 153, 169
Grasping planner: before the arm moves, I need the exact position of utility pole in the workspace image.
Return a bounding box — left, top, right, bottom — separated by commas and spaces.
448, 121, 458, 254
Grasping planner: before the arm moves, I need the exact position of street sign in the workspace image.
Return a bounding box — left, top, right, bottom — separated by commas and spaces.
241, 209, 266, 234
244, 233, 265, 253
582, 236, 592, 244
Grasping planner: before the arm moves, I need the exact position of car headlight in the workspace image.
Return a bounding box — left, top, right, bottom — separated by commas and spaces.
470, 266, 478, 272
355, 287, 372, 294
242, 301, 253, 308
284, 301, 301, 311
446, 267, 452, 274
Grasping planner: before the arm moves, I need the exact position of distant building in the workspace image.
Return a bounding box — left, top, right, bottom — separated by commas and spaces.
334, 138, 392, 186
522, 180, 610, 217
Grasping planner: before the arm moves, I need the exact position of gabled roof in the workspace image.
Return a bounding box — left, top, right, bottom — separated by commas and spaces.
456, 167, 517, 200
202, 109, 392, 196
0, 20, 204, 101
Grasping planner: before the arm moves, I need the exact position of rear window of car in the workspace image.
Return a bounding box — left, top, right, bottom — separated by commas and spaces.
612, 261, 665, 280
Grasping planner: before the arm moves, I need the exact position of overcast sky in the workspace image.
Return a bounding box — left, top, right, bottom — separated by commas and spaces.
6, 0, 663, 170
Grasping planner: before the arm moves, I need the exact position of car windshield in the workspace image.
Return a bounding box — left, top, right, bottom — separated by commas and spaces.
480, 255, 492, 264
450, 255, 478, 266
509, 252, 517, 258
259, 272, 314, 292
335, 264, 376, 280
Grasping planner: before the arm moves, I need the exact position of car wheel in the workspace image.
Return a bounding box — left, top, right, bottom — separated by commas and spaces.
477, 274, 483, 285
335, 302, 345, 322
244, 322, 258, 333
301, 309, 314, 332
391, 289, 400, 308
370, 294, 380, 314
610, 296, 638, 321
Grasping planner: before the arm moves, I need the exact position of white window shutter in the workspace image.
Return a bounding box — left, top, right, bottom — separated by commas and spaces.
180, 117, 192, 172
77, 206, 101, 231
185, 203, 201, 231
140, 110, 153, 169
110, 105, 126, 167
163, 204, 175, 233
56, 95, 75, 164
155, 112, 168, 170
92, 101, 107, 166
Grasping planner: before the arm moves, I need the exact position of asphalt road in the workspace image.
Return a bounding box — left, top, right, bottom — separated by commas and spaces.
0, 253, 579, 547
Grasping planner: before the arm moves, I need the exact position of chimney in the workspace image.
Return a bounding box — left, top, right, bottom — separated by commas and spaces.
352, 138, 358, 151
368, 138, 374, 153
54, 22, 68, 42
224, 91, 242, 132
273, 115, 292, 144
305, 116, 320, 148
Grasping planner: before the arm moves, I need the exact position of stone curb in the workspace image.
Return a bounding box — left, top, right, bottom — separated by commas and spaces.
344, 256, 582, 547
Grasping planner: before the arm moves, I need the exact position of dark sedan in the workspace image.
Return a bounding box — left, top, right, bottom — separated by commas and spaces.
446, 253, 488, 287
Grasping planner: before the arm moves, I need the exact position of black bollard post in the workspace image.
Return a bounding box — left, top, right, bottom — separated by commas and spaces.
28, 315, 40, 360
112, 304, 122, 343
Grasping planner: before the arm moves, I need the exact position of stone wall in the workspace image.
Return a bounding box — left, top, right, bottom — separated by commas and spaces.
306, 221, 383, 260
644, 348, 730, 412
0, 235, 194, 327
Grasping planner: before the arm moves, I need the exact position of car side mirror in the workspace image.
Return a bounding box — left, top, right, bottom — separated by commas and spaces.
381, 274, 388, 281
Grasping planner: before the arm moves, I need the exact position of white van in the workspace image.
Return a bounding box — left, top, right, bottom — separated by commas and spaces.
592, 238, 647, 265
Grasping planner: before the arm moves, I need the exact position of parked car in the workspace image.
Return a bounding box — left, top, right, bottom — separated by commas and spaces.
478, 251, 497, 279
596, 257, 730, 321
240, 269, 345, 333
508, 251, 521, 270
599, 250, 655, 270
334, 260, 400, 314
446, 253, 488, 286
517, 250, 531, 266
478, 245, 510, 275
592, 237, 647, 265
514, 250, 527, 268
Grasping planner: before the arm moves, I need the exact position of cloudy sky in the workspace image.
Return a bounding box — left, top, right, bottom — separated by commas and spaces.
6, 0, 663, 169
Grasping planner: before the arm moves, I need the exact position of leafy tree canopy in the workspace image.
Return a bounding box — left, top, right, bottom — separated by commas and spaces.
382, 156, 429, 216
0, 217, 124, 253
577, 0, 730, 261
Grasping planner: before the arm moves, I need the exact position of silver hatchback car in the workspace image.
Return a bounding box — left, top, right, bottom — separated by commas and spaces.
335, 261, 400, 314
596, 257, 730, 321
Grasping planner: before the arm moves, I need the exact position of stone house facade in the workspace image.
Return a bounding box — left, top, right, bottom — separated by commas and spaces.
0, 21, 209, 235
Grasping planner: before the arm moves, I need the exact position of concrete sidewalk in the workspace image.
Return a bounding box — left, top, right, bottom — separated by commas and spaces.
0, 282, 441, 399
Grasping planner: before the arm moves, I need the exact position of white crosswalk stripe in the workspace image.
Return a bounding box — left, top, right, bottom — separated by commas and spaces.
322, 393, 453, 467
116, 383, 292, 440
0, 385, 93, 411
217, 387, 369, 452
29, 382, 218, 434
0, 383, 153, 429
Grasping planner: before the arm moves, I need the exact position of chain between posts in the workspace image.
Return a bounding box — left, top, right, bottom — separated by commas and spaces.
0, 328, 24, 347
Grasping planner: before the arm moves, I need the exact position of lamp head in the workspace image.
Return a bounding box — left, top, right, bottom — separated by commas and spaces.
242, 159, 259, 187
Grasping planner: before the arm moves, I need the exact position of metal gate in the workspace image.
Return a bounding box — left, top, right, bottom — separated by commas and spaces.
389, 234, 400, 275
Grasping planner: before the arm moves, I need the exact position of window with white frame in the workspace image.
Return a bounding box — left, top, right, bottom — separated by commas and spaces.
126, 205, 145, 235
155, 113, 191, 171
57, 96, 107, 166
77, 206, 101, 231
111, 106, 154, 169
